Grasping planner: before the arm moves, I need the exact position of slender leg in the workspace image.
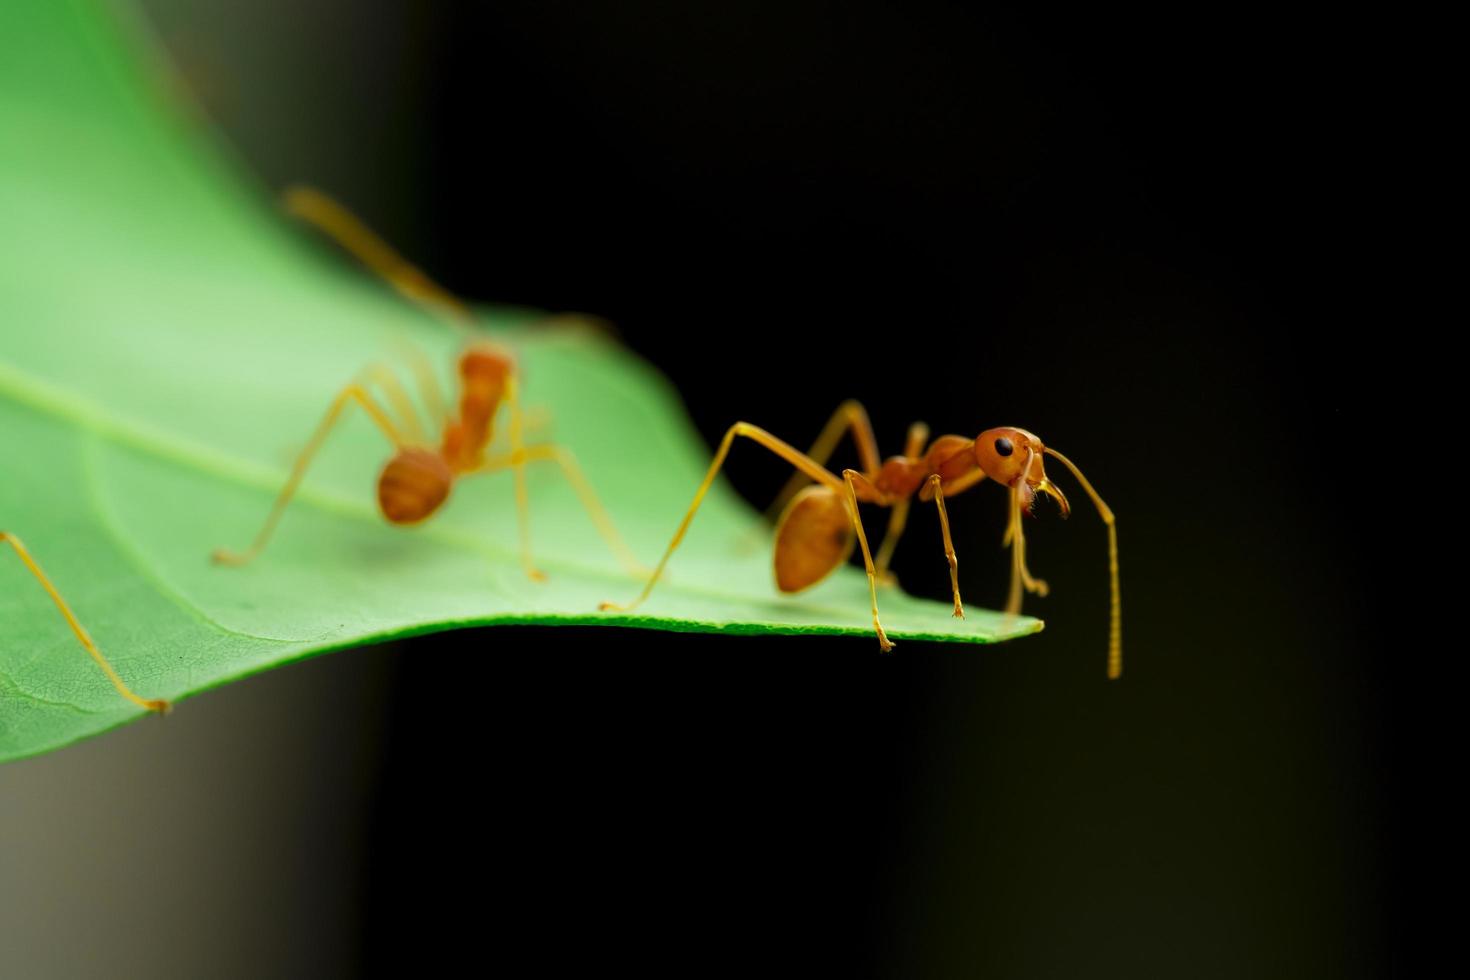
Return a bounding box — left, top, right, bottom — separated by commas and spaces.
538, 312, 622, 343
840, 470, 894, 651
213, 384, 403, 565
357, 362, 428, 444
1044, 446, 1122, 680
502, 378, 545, 582
872, 499, 909, 585
902, 421, 930, 458
601, 422, 847, 613
1001, 458, 1050, 615
2, 533, 169, 713
282, 185, 473, 332
926, 474, 964, 618
389, 338, 450, 432
1003, 484, 1025, 615
518, 404, 553, 439
871, 422, 931, 584
763, 400, 881, 523
1003, 493, 1050, 605
470, 444, 644, 576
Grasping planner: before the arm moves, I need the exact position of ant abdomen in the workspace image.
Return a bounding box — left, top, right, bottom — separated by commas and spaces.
773, 486, 855, 593
378, 448, 453, 525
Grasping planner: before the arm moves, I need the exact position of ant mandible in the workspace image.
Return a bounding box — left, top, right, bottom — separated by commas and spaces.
2, 532, 170, 713
212, 187, 640, 578
600, 402, 1121, 677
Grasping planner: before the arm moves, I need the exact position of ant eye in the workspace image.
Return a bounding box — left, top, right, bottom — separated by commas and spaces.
994, 437, 1014, 457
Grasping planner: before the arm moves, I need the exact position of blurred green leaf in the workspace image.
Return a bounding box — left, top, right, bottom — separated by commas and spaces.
0, 0, 1040, 762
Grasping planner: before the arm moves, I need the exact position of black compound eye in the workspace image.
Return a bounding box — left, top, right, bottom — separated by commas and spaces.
994, 436, 1014, 457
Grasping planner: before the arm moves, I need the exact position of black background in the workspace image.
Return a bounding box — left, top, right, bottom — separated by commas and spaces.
142, 2, 1407, 976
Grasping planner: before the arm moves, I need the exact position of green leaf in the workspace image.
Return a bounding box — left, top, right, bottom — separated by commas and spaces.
0, 0, 1041, 762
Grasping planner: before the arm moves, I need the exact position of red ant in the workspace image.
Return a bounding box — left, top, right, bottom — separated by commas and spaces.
212, 187, 639, 578
2, 532, 170, 713
601, 402, 1121, 677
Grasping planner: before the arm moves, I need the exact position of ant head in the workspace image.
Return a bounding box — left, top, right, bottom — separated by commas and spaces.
974, 427, 1071, 517
459, 342, 514, 385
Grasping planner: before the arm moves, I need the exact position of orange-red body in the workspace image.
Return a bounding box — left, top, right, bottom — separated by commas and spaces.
217, 184, 640, 585
773, 486, 854, 592
377, 343, 513, 525
774, 426, 1066, 593
604, 407, 1119, 676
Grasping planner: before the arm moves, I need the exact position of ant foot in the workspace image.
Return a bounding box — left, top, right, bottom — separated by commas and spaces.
952, 602, 965, 619
875, 569, 900, 589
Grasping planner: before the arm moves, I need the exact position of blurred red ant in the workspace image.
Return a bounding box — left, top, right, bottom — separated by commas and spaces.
213, 188, 639, 578
601, 402, 1121, 677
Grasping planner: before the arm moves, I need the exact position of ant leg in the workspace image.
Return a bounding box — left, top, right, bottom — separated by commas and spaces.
841, 470, 894, 652
518, 404, 553, 440
601, 422, 847, 613
1001, 455, 1050, 615
213, 384, 403, 566
470, 444, 644, 576
1002, 487, 1025, 615
903, 421, 931, 458
388, 338, 450, 433
763, 400, 881, 523
501, 378, 547, 582
925, 474, 965, 618
1002, 491, 1050, 610
1, 533, 169, 713
870, 422, 930, 585
872, 498, 909, 586
357, 363, 428, 445
540, 312, 623, 344
281, 185, 473, 332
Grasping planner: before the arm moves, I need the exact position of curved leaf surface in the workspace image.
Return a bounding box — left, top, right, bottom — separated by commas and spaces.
0, 0, 1041, 762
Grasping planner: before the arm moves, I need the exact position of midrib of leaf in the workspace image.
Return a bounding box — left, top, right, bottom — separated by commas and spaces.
0, 359, 374, 526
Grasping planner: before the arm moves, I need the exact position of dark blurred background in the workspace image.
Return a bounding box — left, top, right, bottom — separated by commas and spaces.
5, 2, 1402, 977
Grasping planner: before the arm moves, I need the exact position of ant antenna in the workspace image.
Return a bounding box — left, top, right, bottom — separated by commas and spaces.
1044, 447, 1121, 679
